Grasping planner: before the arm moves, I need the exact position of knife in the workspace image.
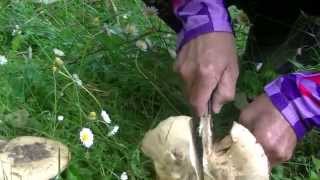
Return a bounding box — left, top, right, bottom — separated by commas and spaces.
190, 95, 214, 180
190, 113, 204, 180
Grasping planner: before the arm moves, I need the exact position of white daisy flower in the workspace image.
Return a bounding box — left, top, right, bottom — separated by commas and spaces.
145, 38, 152, 48
120, 172, 128, 180
101, 110, 111, 124
72, 74, 83, 86
166, 33, 172, 38
53, 48, 65, 57
28, 46, 32, 59
167, 48, 177, 59
135, 40, 148, 52
123, 24, 138, 36
122, 14, 128, 19
255, 62, 263, 72
143, 6, 159, 16
55, 57, 64, 66
108, 125, 119, 137
0, 55, 8, 65
80, 128, 94, 148
103, 24, 115, 36
12, 25, 22, 36
57, 115, 64, 121
296, 47, 302, 56
32, 0, 59, 4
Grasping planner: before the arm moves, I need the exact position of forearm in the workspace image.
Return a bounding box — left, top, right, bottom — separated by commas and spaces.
172, 0, 232, 50
265, 72, 320, 140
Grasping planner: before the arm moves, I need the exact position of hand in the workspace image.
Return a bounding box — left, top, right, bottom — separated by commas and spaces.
175, 32, 239, 116
239, 94, 297, 167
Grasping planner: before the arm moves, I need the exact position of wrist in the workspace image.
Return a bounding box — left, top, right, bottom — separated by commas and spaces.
264, 73, 318, 140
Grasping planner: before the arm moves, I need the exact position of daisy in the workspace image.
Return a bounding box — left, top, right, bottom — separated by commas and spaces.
72, 74, 83, 86
143, 6, 158, 16
80, 128, 94, 148
124, 24, 138, 35
28, 46, 32, 59
57, 115, 64, 121
135, 40, 148, 52
108, 125, 119, 137
101, 110, 111, 124
145, 38, 152, 49
55, 57, 64, 66
255, 62, 263, 72
122, 14, 128, 19
120, 172, 128, 180
12, 25, 22, 36
296, 47, 302, 56
167, 48, 176, 59
0, 55, 8, 65
53, 48, 65, 57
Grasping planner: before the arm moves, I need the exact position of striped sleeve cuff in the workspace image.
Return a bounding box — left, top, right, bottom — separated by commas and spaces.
172, 0, 233, 51
264, 72, 320, 140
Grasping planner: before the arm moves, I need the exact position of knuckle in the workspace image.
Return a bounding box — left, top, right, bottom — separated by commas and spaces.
197, 64, 215, 77
261, 131, 292, 162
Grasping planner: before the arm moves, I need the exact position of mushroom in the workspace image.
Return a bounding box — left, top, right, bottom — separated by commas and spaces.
0, 136, 70, 180
141, 116, 269, 180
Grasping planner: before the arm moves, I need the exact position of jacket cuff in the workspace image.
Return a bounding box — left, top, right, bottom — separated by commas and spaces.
264, 73, 316, 140
172, 0, 232, 51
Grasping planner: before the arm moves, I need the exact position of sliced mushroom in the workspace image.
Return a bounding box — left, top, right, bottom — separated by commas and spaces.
141, 116, 269, 180
0, 136, 70, 180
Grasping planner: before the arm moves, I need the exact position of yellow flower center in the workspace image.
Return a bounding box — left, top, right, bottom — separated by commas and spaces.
81, 133, 89, 142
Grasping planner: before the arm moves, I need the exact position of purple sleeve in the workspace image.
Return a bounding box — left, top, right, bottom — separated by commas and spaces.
171, 0, 232, 51
264, 72, 320, 140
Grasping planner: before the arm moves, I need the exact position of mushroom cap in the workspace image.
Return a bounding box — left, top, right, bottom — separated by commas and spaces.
0, 136, 70, 180
141, 116, 269, 180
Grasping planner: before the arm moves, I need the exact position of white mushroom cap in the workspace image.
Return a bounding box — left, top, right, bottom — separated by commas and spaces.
141, 116, 269, 180
0, 136, 70, 180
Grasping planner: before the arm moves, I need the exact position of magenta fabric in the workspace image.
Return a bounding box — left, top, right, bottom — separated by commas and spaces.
265, 72, 320, 140
171, 0, 232, 50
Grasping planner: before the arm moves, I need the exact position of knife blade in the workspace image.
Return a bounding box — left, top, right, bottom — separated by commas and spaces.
190, 94, 215, 180
190, 114, 204, 180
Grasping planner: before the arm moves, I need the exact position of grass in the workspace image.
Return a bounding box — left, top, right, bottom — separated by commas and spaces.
0, 0, 320, 179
